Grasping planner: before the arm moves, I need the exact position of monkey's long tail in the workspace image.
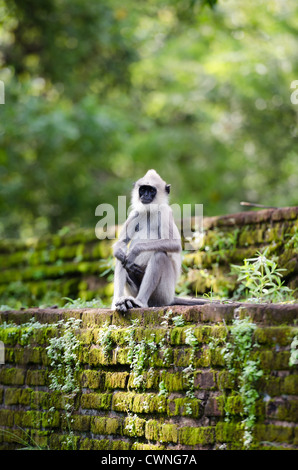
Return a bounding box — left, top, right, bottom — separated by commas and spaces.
171, 296, 211, 306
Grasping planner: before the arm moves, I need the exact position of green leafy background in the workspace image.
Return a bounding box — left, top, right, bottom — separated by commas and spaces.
0, 0, 297, 239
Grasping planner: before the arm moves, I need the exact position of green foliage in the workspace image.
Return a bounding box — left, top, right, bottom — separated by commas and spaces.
0, 316, 82, 449
126, 323, 157, 390
231, 249, 295, 303
183, 328, 199, 412
97, 322, 119, 359
289, 335, 298, 367
46, 317, 82, 394
63, 297, 106, 308
0, 0, 297, 238
221, 314, 263, 449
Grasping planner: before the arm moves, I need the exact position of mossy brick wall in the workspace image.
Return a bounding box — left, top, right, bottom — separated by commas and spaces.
183, 206, 298, 298
0, 206, 297, 308
0, 303, 297, 450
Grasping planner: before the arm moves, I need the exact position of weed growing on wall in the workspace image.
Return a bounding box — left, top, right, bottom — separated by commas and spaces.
231, 248, 294, 302
124, 319, 157, 390
221, 312, 263, 449
289, 335, 298, 367
46, 318, 82, 394
0, 316, 82, 449
183, 328, 199, 415
97, 321, 120, 359
46, 317, 82, 449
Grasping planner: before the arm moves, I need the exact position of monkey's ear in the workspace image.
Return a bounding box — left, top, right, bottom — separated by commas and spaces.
165, 184, 171, 194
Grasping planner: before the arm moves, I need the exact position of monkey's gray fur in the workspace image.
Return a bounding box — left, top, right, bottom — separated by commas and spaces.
112, 169, 209, 313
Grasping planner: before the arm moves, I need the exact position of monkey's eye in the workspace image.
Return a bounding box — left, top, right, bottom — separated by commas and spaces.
139, 185, 157, 203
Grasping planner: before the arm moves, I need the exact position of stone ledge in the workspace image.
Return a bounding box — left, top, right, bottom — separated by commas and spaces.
1, 301, 298, 327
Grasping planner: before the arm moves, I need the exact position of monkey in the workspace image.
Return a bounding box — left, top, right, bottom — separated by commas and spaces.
112, 169, 210, 313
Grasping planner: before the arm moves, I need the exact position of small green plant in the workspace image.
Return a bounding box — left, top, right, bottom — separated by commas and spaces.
289, 335, 298, 367
221, 313, 263, 449
46, 317, 82, 449
46, 318, 82, 394
158, 380, 168, 396
183, 328, 199, 413
172, 315, 185, 327
123, 319, 157, 390
231, 248, 294, 302
0, 316, 82, 449
99, 255, 115, 280
285, 227, 298, 250
97, 321, 119, 359
63, 297, 105, 308
0, 426, 46, 450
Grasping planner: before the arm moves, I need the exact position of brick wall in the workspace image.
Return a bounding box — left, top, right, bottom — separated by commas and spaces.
1, 303, 297, 450
0, 206, 297, 309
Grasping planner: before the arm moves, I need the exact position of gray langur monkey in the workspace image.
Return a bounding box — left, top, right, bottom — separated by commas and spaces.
112, 169, 209, 313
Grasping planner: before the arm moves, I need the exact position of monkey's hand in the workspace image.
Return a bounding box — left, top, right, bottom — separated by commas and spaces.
125, 246, 140, 268
125, 261, 144, 277
113, 245, 126, 264
115, 296, 146, 313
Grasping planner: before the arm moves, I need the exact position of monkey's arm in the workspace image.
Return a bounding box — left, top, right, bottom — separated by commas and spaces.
113, 210, 140, 261
125, 239, 181, 270
132, 239, 181, 254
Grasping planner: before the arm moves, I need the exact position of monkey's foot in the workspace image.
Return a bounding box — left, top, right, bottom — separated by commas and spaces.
115, 296, 146, 313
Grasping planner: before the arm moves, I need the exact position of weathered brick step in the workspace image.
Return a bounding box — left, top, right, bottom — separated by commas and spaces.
1, 302, 298, 326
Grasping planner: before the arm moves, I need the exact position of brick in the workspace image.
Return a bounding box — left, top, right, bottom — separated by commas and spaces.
0, 367, 26, 385
4, 388, 32, 406
71, 415, 91, 432
26, 369, 47, 386
179, 426, 215, 446
81, 392, 112, 410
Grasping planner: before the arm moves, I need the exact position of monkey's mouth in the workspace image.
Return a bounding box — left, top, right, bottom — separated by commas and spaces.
141, 198, 153, 204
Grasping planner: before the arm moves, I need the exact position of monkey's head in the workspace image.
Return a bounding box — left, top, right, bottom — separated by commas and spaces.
132, 169, 170, 211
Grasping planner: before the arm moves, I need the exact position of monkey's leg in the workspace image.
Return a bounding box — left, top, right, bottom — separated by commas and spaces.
112, 260, 128, 309
136, 251, 174, 307
115, 252, 165, 312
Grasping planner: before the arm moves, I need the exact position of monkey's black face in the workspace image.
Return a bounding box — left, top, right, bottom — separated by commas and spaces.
139, 185, 157, 204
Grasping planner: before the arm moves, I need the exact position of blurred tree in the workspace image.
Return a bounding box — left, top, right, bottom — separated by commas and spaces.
0, 0, 297, 239
1, 0, 136, 97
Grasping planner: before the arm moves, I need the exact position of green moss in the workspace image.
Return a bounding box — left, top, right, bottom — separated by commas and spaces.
91, 417, 122, 435
144, 420, 161, 441
71, 415, 91, 432
215, 422, 244, 446
123, 415, 145, 437
81, 392, 112, 410
26, 369, 48, 386
254, 424, 294, 444
110, 440, 130, 450
144, 420, 179, 443
4, 388, 32, 406
224, 394, 244, 416
30, 391, 52, 410
160, 423, 178, 443
41, 410, 60, 428
0, 409, 14, 427
179, 426, 215, 446
81, 370, 103, 389
14, 410, 42, 429
105, 371, 129, 389
0, 367, 26, 385
266, 397, 298, 421
283, 374, 298, 395
254, 327, 294, 347
0, 327, 20, 345
132, 442, 165, 450
167, 397, 201, 417
163, 372, 184, 392
258, 350, 291, 370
